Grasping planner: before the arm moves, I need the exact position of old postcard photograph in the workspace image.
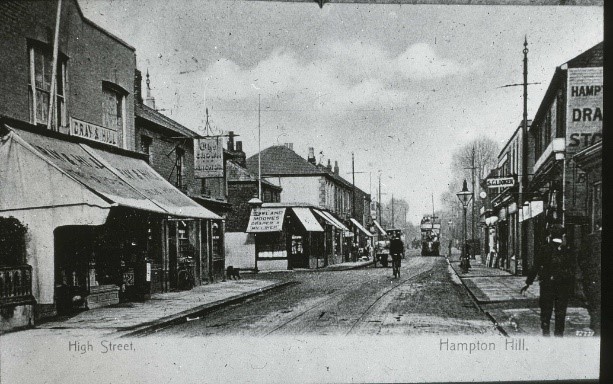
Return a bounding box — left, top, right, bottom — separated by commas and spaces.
0, 0, 603, 382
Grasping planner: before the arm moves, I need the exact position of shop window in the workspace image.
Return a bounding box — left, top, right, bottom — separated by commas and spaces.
176, 148, 185, 190
102, 85, 124, 131
0, 217, 27, 266
141, 135, 152, 160
28, 43, 67, 129
291, 235, 303, 254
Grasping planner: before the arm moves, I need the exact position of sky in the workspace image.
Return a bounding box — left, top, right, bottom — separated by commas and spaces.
80, 0, 602, 224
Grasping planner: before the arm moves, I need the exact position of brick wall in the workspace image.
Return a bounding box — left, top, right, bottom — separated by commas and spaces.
0, 0, 136, 150
135, 121, 198, 196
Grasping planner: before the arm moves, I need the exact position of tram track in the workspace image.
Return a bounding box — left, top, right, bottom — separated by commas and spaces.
265, 257, 436, 336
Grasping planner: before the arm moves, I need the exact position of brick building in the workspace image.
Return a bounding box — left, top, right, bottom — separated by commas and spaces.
526, 42, 602, 276
0, 0, 219, 332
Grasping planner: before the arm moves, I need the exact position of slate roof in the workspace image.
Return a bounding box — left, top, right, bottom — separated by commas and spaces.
246, 145, 323, 176
135, 102, 196, 138
227, 161, 281, 189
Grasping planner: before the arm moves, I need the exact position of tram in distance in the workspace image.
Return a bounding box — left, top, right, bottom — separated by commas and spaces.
420, 215, 441, 256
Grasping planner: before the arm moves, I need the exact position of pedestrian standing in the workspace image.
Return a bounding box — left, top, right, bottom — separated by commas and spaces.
520, 223, 575, 337
448, 239, 453, 259
578, 221, 601, 335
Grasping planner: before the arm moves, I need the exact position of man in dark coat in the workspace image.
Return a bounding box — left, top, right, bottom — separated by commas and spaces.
520, 224, 575, 337
389, 235, 404, 267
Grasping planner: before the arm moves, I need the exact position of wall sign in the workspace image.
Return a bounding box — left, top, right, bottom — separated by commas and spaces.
194, 137, 224, 178
566, 67, 603, 154
70, 117, 118, 146
246, 208, 286, 232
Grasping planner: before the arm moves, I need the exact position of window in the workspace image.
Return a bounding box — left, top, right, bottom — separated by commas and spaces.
263, 190, 272, 203
28, 44, 66, 129
176, 147, 185, 190
102, 86, 123, 130
141, 136, 152, 160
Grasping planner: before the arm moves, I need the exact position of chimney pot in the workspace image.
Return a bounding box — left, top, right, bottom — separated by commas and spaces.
334, 161, 339, 174
307, 147, 316, 165
228, 131, 235, 151
236, 141, 243, 152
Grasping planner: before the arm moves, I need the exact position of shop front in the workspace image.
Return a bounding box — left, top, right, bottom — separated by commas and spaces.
0, 125, 220, 321
247, 205, 324, 271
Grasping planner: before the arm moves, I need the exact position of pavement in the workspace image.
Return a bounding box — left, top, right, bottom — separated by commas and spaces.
446, 249, 594, 338
3, 259, 375, 340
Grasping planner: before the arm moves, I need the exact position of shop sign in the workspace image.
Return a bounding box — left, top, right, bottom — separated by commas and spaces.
194, 137, 224, 178
69, 117, 118, 146
146, 263, 151, 282
246, 207, 286, 232
566, 67, 603, 154
486, 177, 515, 188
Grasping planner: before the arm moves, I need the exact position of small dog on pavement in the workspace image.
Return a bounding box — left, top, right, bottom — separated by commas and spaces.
226, 266, 241, 280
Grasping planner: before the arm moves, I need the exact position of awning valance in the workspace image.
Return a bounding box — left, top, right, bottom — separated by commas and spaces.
246, 207, 286, 233
292, 208, 324, 232
7, 127, 220, 220
373, 220, 387, 236
350, 218, 374, 237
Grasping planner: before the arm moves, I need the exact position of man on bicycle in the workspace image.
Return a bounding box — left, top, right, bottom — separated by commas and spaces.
389, 233, 404, 278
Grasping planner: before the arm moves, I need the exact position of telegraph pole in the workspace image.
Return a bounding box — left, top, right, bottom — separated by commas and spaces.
391, 194, 394, 228
519, 37, 529, 275
352, 152, 356, 219
378, 172, 382, 225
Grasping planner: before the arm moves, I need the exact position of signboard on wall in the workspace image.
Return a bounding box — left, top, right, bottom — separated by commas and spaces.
194, 137, 224, 178
246, 207, 286, 233
566, 67, 603, 154
69, 117, 118, 146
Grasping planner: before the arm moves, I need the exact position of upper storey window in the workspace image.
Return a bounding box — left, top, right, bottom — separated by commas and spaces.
28, 43, 67, 129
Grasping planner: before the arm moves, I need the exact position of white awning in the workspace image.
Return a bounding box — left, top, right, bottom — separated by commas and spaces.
313, 209, 343, 229
4, 127, 221, 220
292, 207, 324, 232
350, 218, 374, 237
321, 211, 350, 231
373, 220, 387, 236
246, 207, 286, 233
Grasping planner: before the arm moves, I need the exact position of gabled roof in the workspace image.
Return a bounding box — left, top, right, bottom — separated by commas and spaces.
246, 145, 323, 176
135, 102, 196, 138
73, 0, 135, 51
226, 161, 281, 190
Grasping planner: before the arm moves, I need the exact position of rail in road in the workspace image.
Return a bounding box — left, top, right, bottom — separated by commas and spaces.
264, 256, 438, 336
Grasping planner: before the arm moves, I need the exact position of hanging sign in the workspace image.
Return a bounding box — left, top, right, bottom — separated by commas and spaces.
486, 177, 515, 188
194, 137, 223, 178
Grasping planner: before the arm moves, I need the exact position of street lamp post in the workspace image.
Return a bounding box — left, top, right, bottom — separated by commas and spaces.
457, 180, 473, 273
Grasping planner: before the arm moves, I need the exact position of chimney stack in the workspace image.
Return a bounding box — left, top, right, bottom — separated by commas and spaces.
326, 159, 332, 171
284, 143, 294, 151
227, 131, 235, 151
134, 69, 143, 104
236, 141, 242, 152
307, 147, 316, 165
334, 160, 339, 175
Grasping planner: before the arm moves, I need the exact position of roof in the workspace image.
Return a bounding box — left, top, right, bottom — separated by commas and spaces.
135, 102, 196, 138
226, 161, 281, 190
246, 145, 369, 197
73, 0, 135, 51
246, 145, 323, 176
498, 120, 532, 159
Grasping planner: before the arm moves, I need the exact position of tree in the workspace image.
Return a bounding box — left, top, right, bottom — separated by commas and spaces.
441, 136, 500, 249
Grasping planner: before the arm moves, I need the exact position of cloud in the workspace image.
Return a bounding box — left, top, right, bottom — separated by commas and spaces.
199, 41, 475, 116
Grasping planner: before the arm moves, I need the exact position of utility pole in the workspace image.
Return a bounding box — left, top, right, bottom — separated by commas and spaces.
378, 172, 382, 224
352, 152, 356, 219
519, 36, 529, 275
391, 194, 394, 228
471, 146, 476, 258
258, 94, 262, 200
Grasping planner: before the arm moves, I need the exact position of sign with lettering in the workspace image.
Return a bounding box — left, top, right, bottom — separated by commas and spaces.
194, 137, 224, 178
70, 117, 118, 146
246, 208, 286, 233
486, 177, 515, 188
566, 67, 603, 154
